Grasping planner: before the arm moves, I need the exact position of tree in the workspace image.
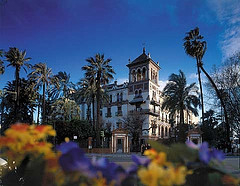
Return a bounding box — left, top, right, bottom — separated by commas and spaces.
5, 47, 31, 119
50, 71, 73, 99
183, 27, 206, 125
122, 111, 146, 152
82, 53, 115, 146
76, 78, 97, 130
207, 53, 240, 140
2, 78, 35, 130
200, 109, 219, 147
51, 97, 80, 121
0, 49, 4, 75
184, 27, 231, 151
28, 63, 52, 124
162, 70, 200, 142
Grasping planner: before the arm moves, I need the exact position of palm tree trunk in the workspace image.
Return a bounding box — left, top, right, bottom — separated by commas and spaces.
96, 77, 101, 147
15, 67, 20, 121
42, 83, 46, 124
37, 97, 40, 124
200, 66, 231, 152
92, 95, 95, 132
197, 58, 205, 125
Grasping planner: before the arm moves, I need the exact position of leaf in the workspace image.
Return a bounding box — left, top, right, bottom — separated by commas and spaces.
148, 140, 169, 153
168, 143, 198, 163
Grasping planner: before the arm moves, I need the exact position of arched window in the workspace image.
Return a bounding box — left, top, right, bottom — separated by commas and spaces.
139, 89, 142, 97
165, 127, 168, 137
135, 90, 138, 97
137, 69, 141, 81
161, 126, 164, 138
142, 67, 146, 80
120, 92, 123, 101
132, 70, 136, 82
109, 95, 112, 103
117, 93, 119, 102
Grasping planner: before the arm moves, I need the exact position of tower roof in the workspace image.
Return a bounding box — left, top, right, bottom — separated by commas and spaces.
127, 48, 160, 69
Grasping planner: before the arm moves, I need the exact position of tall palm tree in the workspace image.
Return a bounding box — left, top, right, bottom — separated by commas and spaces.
82, 53, 115, 146
5, 47, 31, 117
28, 63, 52, 124
183, 27, 206, 125
0, 50, 5, 75
50, 71, 72, 99
184, 27, 231, 151
162, 70, 200, 142
76, 78, 96, 130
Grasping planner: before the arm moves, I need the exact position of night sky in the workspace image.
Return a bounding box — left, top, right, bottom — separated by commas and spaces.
0, 0, 239, 91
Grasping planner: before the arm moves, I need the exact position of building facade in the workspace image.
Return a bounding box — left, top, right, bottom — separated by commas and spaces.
80, 48, 199, 146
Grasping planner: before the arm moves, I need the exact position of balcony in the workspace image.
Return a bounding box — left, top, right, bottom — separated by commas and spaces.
129, 109, 160, 116
115, 111, 123, 117
105, 113, 112, 118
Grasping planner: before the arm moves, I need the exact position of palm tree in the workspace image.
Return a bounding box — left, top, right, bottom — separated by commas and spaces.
76, 78, 96, 128
183, 27, 206, 125
162, 70, 200, 142
82, 53, 115, 146
0, 50, 5, 75
184, 27, 231, 151
28, 63, 52, 124
50, 71, 72, 99
5, 47, 31, 117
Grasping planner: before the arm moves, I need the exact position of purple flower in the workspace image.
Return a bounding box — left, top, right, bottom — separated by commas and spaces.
211, 148, 225, 161
199, 142, 211, 164
186, 140, 199, 149
59, 148, 95, 176
92, 158, 126, 185
126, 164, 138, 175
132, 155, 150, 167
56, 142, 79, 154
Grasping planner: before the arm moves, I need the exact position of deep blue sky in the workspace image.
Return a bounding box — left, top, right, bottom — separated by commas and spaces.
0, 0, 239, 90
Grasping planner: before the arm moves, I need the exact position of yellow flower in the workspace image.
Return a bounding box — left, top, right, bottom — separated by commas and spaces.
144, 149, 167, 166
138, 162, 162, 186
222, 175, 240, 186
138, 162, 190, 186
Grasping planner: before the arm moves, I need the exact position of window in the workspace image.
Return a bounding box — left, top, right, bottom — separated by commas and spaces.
139, 89, 142, 97
117, 93, 119, 102
109, 95, 112, 103
142, 67, 146, 80
117, 106, 122, 116
117, 122, 122, 128
135, 90, 138, 97
165, 115, 168, 122
106, 107, 111, 117
162, 113, 164, 121
137, 69, 141, 81
161, 126, 164, 138
120, 92, 123, 101
165, 127, 168, 137
132, 70, 136, 82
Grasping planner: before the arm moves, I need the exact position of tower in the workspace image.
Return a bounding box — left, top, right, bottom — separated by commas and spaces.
126, 48, 161, 140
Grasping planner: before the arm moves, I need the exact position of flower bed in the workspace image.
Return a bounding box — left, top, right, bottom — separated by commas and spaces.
0, 123, 239, 186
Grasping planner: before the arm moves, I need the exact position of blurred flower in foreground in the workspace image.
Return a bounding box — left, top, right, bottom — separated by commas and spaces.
186, 141, 225, 164
138, 149, 191, 186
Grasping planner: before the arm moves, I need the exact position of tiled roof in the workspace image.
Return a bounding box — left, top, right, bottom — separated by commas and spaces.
131, 53, 148, 64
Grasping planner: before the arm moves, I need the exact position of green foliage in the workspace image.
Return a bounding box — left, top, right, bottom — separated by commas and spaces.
54, 119, 93, 145
149, 141, 198, 164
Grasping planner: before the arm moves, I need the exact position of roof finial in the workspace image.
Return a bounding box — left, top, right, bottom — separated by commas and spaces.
142, 42, 146, 54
